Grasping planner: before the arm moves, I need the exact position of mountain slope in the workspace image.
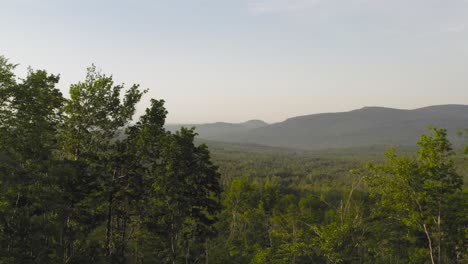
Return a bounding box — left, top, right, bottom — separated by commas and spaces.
167, 105, 468, 150
165, 119, 268, 139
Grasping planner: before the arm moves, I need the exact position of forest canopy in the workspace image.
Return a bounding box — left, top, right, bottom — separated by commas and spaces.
0, 56, 221, 263
0, 55, 466, 264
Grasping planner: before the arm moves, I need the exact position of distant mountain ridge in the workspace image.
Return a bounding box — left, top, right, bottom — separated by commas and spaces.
165, 119, 268, 139
165, 105, 468, 150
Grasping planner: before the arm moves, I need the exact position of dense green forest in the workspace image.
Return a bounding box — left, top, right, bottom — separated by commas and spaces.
0, 56, 466, 263
166, 105, 468, 150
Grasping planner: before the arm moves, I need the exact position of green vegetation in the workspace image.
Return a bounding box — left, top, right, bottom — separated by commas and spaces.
0, 55, 466, 263
204, 134, 467, 264
169, 105, 468, 150
0, 57, 220, 263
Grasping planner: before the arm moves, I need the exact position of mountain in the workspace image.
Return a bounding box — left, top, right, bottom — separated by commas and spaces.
165, 119, 268, 139
166, 105, 468, 150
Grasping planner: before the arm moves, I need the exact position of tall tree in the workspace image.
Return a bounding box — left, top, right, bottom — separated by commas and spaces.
0, 61, 64, 263
58, 65, 145, 263
366, 127, 464, 264
0, 55, 223, 264
152, 127, 221, 264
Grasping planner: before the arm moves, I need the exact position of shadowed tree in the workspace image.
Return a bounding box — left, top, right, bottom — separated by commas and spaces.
58, 65, 145, 263
0, 58, 64, 263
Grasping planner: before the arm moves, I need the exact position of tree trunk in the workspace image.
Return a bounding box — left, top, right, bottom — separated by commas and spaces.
437, 200, 441, 264
64, 215, 72, 264
105, 190, 114, 257
205, 241, 209, 264
422, 223, 435, 264
105, 171, 117, 257
171, 212, 177, 264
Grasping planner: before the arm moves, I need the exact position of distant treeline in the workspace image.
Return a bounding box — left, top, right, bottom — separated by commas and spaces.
0, 56, 466, 263
208, 131, 467, 263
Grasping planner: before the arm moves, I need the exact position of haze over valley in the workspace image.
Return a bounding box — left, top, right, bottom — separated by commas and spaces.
167, 104, 468, 150
1, 0, 467, 263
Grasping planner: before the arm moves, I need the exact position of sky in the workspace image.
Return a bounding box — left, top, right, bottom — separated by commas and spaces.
1, 0, 468, 123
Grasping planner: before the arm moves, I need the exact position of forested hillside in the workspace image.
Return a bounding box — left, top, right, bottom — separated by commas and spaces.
166, 120, 268, 139
168, 105, 468, 150
0, 56, 467, 263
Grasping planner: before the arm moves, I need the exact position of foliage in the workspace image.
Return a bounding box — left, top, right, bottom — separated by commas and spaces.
0, 55, 466, 263
366, 127, 465, 263
0, 56, 221, 264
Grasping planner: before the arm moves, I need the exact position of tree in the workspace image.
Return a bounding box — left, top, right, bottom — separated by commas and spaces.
366, 127, 464, 264
58, 65, 145, 263
0, 61, 65, 263
0, 56, 17, 135
110, 100, 222, 264
0, 55, 223, 263
148, 127, 221, 264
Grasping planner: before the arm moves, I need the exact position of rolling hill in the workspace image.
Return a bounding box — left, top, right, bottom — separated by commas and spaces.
166, 105, 468, 150
165, 119, 268, 138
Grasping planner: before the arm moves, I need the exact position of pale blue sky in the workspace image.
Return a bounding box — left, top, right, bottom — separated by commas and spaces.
1, 0, 467, 123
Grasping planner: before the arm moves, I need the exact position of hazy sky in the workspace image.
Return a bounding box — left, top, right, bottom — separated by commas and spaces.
1, 0, 468, 123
